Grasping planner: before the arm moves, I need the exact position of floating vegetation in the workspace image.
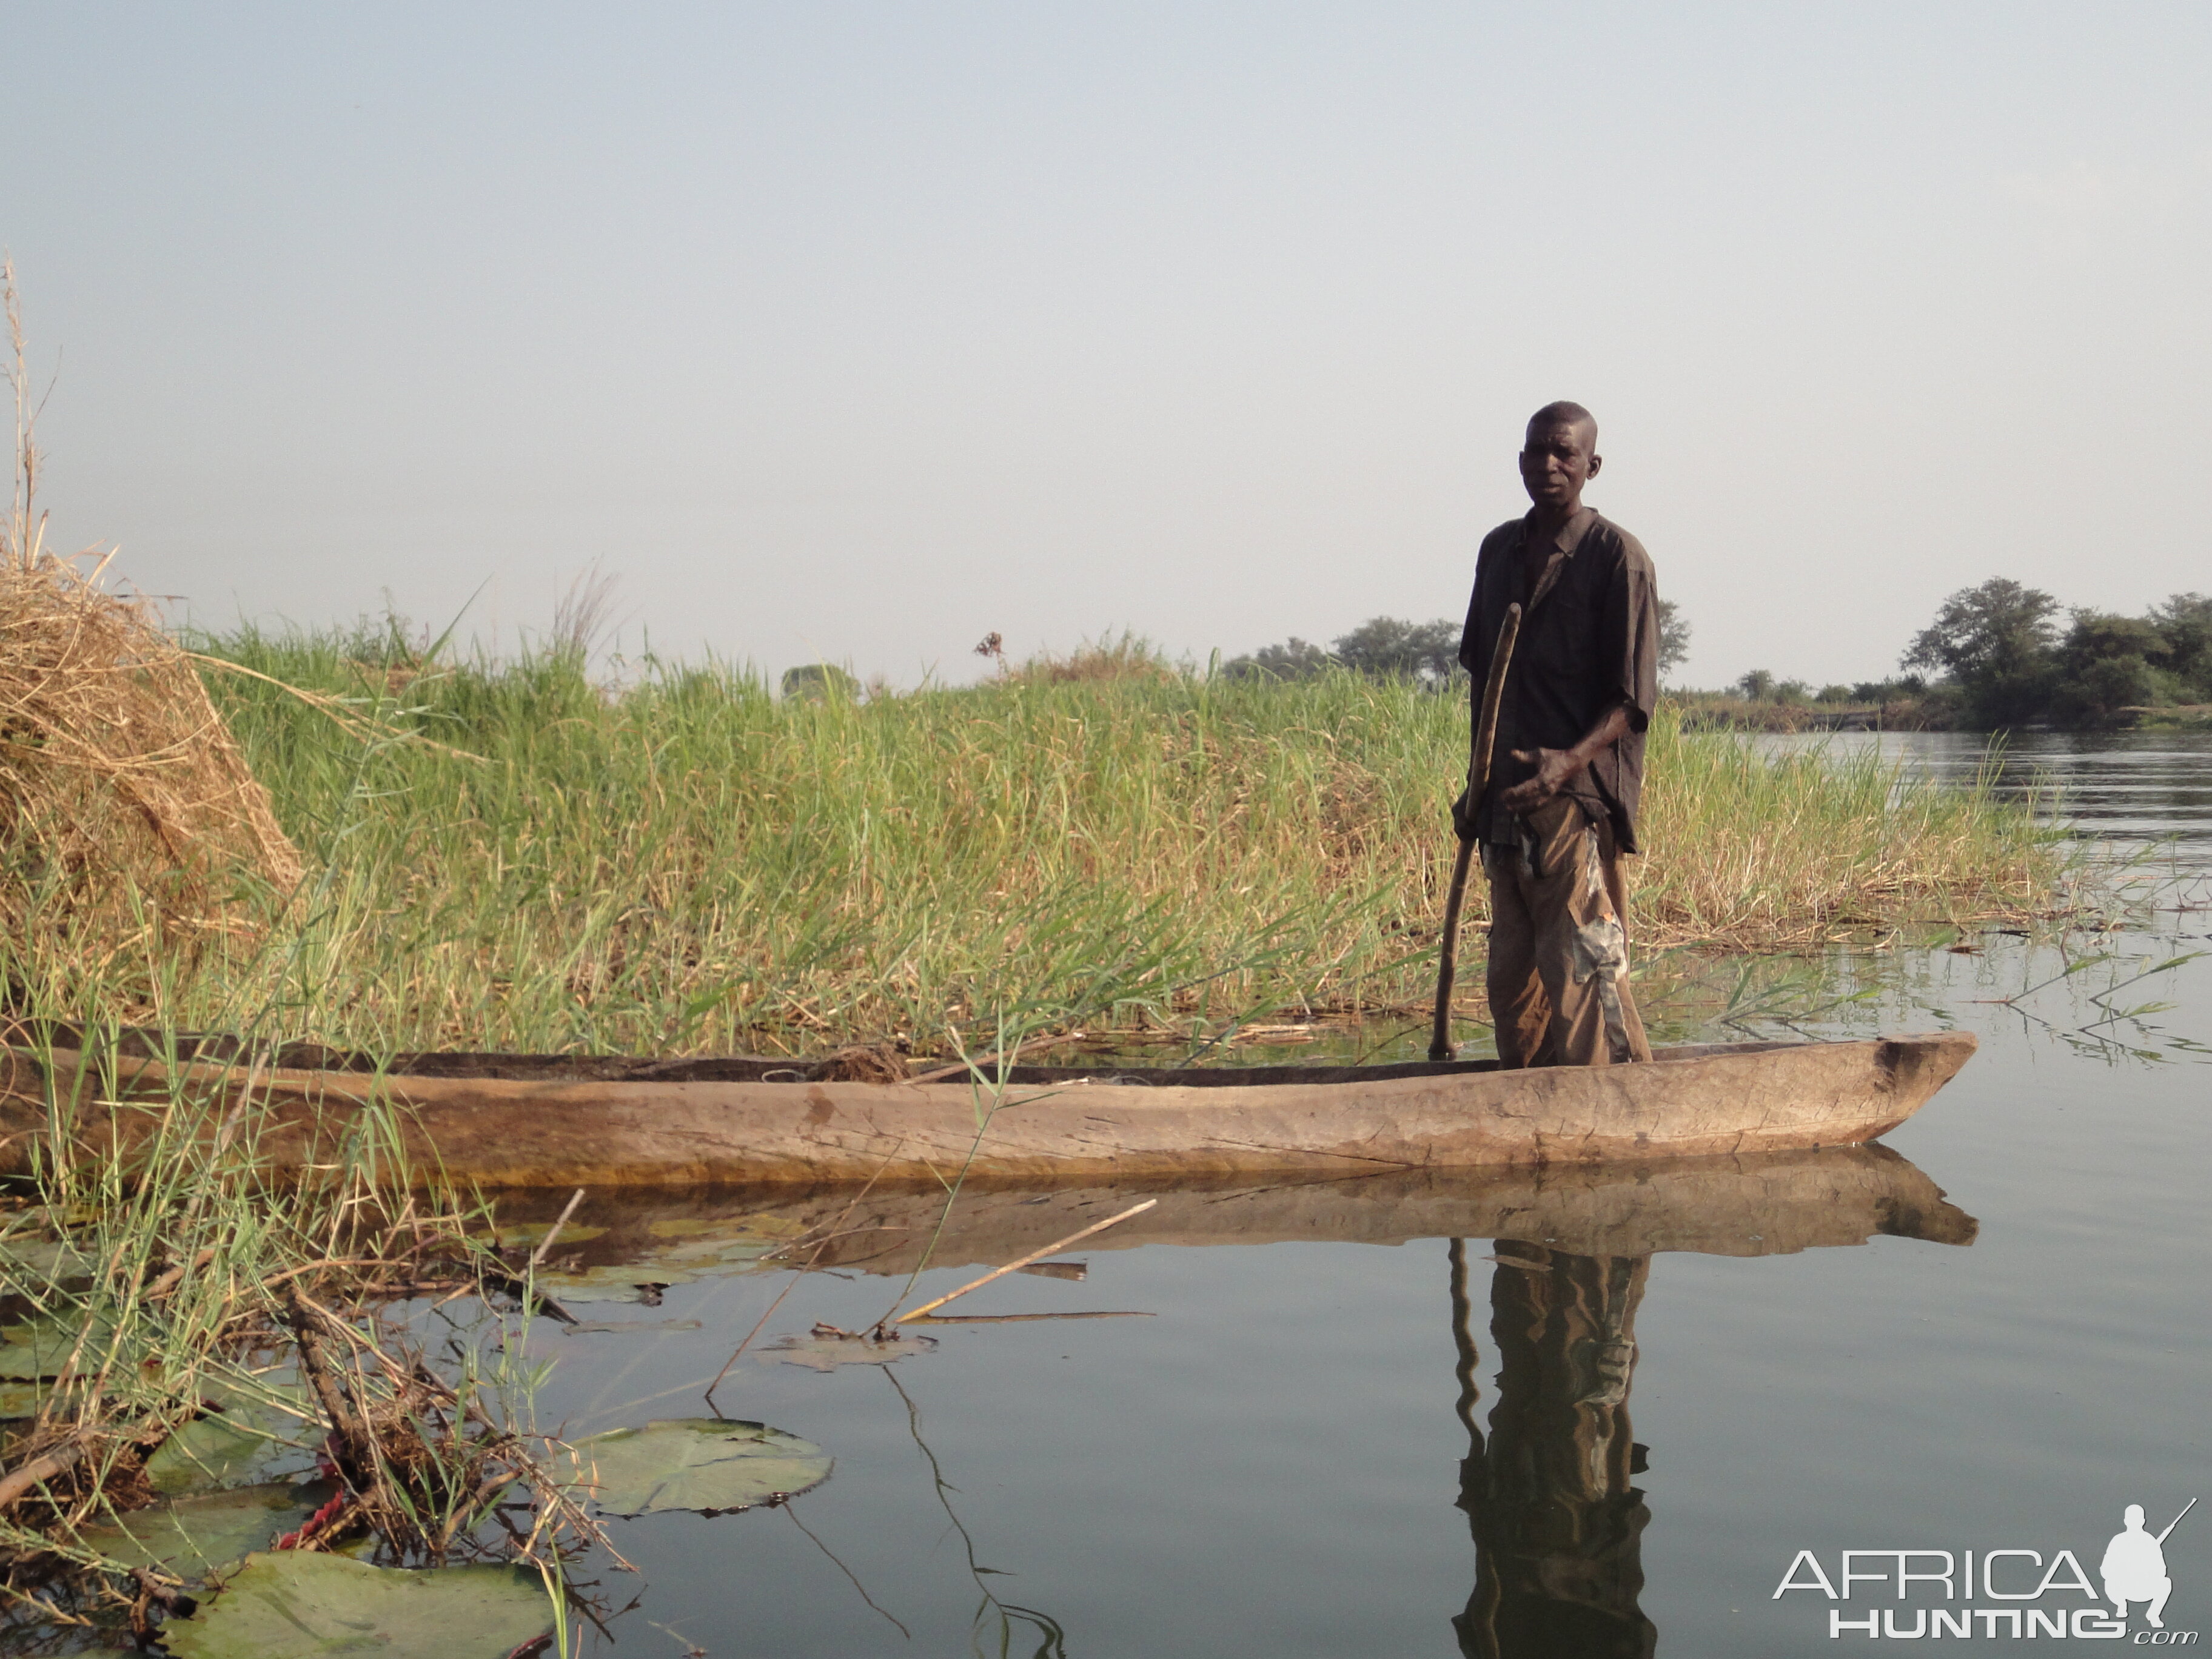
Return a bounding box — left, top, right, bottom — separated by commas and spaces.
0, 1127, 597, 1643
565, 1419, 833, 1518
0, 1082, 861, 1646
159, 1552, 554, 1658
765, 1325, 938, 1372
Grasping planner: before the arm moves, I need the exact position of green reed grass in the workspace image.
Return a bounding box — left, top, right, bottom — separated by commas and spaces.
114, 628, 2068, 1059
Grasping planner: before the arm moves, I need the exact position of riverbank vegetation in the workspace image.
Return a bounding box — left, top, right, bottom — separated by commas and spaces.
0, 437, 606, 1643
45, 622, 2060, 1064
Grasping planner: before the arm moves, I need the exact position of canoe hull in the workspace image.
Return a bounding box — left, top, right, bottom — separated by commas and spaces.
0, 1032, 1977, 1187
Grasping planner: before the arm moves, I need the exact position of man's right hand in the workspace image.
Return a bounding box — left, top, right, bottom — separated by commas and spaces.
1498, 746, 1581, 815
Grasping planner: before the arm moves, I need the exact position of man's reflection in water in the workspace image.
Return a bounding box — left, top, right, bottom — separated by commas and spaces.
1450, 1238, 1658, 1658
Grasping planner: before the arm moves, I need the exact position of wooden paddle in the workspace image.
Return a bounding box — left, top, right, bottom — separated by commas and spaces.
1428, 601, 1522, 1062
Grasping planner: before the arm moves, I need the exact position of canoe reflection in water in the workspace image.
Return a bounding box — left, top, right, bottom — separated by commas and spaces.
480, 1142, 1977, 1655
1439, 1155, 1977, 1658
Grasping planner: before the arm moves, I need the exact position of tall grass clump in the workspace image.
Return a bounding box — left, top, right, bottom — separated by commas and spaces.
1637, 732, 2057, 945
77, 628, 2067, 1059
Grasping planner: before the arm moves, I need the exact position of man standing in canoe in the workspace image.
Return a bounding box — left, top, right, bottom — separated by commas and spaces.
1455, 401, 1659, 1068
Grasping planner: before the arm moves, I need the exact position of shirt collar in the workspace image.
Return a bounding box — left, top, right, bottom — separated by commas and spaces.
1515, 506, 1595, 617
1523, 504, 1596, 554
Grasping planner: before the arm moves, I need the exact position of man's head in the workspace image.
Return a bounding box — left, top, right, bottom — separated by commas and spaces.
2127, 1505, 2147, 1530
1518, 400, 1601, 517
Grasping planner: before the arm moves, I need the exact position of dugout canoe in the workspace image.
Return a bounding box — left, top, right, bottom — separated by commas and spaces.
0, 1030, 1976, 1188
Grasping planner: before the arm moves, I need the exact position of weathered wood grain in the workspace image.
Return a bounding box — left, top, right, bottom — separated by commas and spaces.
0, 1032, 1976, 1187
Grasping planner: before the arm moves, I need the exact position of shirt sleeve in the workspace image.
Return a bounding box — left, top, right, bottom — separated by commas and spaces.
1458, 589, 1483, 680
1603, 537, 1659, 733
1458, 530, 1500, 679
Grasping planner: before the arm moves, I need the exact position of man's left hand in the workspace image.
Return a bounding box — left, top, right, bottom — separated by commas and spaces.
1497, 747, 1581, 814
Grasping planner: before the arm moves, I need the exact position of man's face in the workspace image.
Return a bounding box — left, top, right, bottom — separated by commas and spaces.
1518, 420, 1601, 514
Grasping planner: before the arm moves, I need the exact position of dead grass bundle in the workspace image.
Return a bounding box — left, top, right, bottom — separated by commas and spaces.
0, 551, 301, 956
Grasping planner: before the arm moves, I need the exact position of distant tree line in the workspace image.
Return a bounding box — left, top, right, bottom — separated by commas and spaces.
1222, 601, 1691, 686
1723, 578, 2212, 729
1721, 668, 1921, 708
1901, 579, 2212, 728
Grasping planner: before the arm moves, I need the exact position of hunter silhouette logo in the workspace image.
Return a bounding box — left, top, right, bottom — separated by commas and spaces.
1773, 1496, 2199, 1640
2105, 1500, 2194, 1631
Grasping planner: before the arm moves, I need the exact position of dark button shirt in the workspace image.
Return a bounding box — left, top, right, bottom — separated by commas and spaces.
1457, 507, 1660, 853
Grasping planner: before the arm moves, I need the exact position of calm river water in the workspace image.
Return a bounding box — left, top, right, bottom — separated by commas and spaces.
526, 733, 2212, 1657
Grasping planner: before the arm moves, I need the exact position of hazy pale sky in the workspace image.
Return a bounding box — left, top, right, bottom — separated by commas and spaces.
6, 4, 2208, 688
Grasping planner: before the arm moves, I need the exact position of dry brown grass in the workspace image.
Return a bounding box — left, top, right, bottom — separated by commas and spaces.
0, 553, 301, 937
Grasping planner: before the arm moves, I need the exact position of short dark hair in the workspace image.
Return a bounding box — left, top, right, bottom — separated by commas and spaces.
1526, 401, 1597, 444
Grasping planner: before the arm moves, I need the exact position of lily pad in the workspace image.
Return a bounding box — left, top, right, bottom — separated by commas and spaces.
147, 1381, 318, 1496
568, 1418, 831, 1516
163, 1552, 551, 1657
0, 1311, 116, 1379
532, 1262, 696, 1304
0, 1232, 95, 1279
76, 1483, 327, 1580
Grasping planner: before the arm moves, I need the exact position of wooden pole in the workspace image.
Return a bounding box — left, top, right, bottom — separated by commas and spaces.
1429, 602, 1521, 1062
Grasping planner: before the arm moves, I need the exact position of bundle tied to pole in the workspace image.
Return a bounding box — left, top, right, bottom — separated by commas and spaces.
0, 548, 302, 959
